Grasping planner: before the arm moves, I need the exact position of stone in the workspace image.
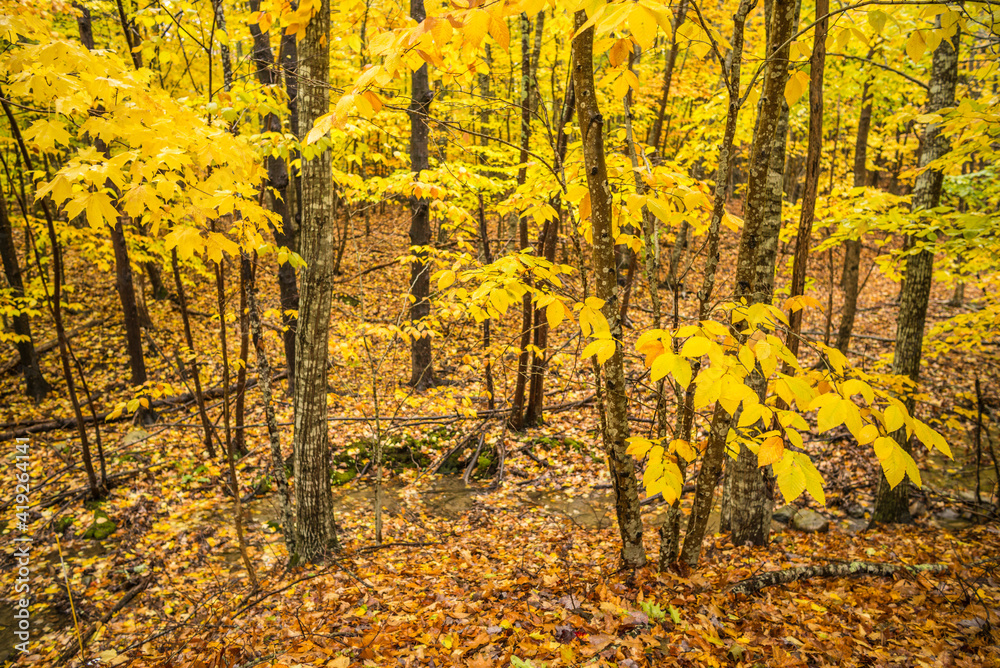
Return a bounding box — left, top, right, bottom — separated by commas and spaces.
772, 504, 797, 524
845, 503, 866, 519
909, 500, 928, 518
937, 508, 960, 521
791, 508, 829, 533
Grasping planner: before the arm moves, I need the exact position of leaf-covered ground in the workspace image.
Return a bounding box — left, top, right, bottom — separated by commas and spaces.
1, 210, 998, 667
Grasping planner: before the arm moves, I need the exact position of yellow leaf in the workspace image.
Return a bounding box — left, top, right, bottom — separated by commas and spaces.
627, 5, 657, 50
784, 70, 809, 106
437, 270, 456, 291
85, 192, 119, 229
680, 336, 711, 358
758, 436, 784, 467
906, 31, 926, 62
546, 300, 565, 329
884, 404, 905, 432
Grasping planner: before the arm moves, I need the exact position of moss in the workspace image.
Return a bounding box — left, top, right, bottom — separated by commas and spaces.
82, 509, 116, 540
55, 516, 75, 534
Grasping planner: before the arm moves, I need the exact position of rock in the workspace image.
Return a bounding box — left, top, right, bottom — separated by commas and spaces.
908, 500, 927, 518
845, 503, 866, 519
773, 504, 797, 524
122, 428, 149, 447
937, 508, 960, 521
791, 508, 829, 533
841, 518, 868, 534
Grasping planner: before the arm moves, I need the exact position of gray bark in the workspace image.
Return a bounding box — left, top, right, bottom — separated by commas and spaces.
293, 0, 338, 560
871, 27, 960, 525
573, 11, 646, 568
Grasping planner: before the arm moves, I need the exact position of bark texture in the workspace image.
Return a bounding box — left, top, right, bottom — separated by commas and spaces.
407, 0, 436, 389
293, 0, 338, 561
573, 11, 645, 568
679, 0, 752, 567
725, 0, 799, 549
787, 0, 828, 358
871, 28, 959, 525
731, 561, 946, 595
249, 0, 300, 387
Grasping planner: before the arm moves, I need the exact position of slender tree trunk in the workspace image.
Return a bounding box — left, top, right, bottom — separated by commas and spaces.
233, 258, 250, 456
0, 194, 50, 401
510, 12, 535, 431
647, 0, 688, 151
407, 0, 436, 389
2, 93, 100, 499
787, 0, 828, 358
526, 78, 573, 426
215, 262, 259, 588
249, 0, 300, 388
293, 0, 338, 561
245, 251, 294, 553
871, 27, 959, 525
573, 11, 646, 568
477, 196, 496, 410
170, 250, 216, 459
836, 76, 874, 353
679, 0, 753, 567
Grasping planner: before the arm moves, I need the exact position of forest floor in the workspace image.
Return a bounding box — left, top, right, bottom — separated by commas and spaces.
1, 207, 998, 667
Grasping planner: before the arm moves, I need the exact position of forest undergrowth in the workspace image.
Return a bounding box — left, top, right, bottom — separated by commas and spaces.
1, 207, 998, 668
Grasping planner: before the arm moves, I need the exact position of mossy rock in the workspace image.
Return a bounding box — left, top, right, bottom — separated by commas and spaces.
82, 509, 116, 540
331, 470, 357, 486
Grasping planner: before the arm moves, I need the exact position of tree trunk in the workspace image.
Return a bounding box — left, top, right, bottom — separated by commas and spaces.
293, 0, 338, 561
679, 0, 753, 567
170, 250, 216, 459
835, 76, 874, 354
0, 193, 50, 401
526, 78, 573, 426
407, 0, 436, 390
646, 0, 688, 151
573, 11, 645, 568
245, 251, 294, 553
249, 0, 300, 389
2, 93, 100, 499
509, 12, 535, 431
111, 219, 150, 390
871, 27, 959, 525
786, 0, 828, 358
721, 0, 798, 550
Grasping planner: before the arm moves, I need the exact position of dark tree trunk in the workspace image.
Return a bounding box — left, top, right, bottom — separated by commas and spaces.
0, 194, 50, 401
293, 0, 338, 561
787, 0, 828, 358
510, 13, 535, 431
249, 0, 299, 388
721, 0, 799, 550
2, 93, 101, 499
679, 0, 753, 567
573, 11, 646, 568
646, 0, 688, 151
111, 219, 150, 390
836, 76, 874, 353
871, 27, 959, 525
407, 0, 436, 389
525, 79, 573, 426
170, 250, 216, 459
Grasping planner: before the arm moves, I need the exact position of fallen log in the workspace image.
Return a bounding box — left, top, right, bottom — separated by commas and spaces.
0, 316, 106, 375
730, 561, 947, 595
0, 370, 287, 442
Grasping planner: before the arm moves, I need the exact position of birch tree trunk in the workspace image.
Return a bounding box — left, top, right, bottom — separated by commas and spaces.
573, 11, 645, 568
